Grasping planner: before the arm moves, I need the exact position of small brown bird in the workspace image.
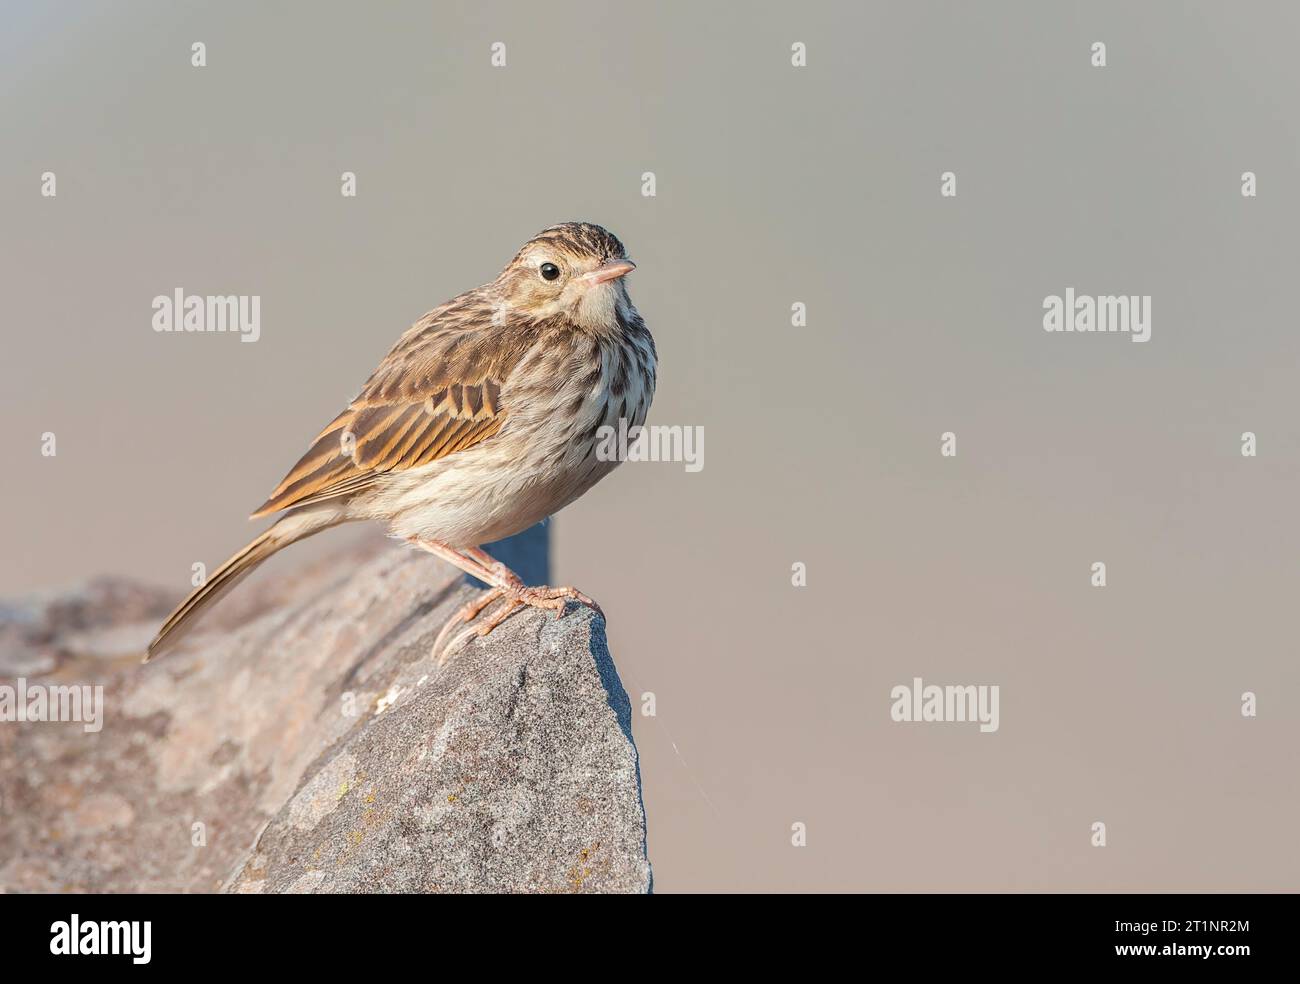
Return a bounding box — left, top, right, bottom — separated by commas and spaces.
147, 222, 655, 663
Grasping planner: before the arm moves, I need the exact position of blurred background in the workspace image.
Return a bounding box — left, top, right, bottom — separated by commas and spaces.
3, 0, 1299, 890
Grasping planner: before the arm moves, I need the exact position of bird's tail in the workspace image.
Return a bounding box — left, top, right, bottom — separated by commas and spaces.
145, 507, 339, 662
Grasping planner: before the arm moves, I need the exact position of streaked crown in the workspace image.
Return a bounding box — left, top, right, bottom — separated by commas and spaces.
523, 222, 627, 263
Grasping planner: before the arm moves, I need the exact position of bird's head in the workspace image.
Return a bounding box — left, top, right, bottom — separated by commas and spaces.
495, 222, 636, 329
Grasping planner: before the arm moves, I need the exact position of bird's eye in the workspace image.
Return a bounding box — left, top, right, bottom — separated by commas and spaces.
539, 262, 561, 282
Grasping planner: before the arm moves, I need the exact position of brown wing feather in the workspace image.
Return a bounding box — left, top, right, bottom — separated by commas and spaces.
251, 291, 525, 519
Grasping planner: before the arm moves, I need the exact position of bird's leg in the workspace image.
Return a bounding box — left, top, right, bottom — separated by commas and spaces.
409, 537, 520, 663
460, 546, 525, 590
459, 545, 600, 614
406, 537, 514, 588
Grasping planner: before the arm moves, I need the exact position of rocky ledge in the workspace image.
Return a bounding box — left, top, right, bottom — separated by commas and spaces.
0, 541, 651, 894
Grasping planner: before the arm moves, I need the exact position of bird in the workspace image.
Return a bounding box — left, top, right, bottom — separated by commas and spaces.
146, 222, 655, 664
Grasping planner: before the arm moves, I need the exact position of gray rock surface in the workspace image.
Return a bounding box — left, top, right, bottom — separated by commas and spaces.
0, 540, 651, 894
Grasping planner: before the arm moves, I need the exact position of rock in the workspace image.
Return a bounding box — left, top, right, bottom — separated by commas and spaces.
0, 539, 651, 894
0, 577, 177, 677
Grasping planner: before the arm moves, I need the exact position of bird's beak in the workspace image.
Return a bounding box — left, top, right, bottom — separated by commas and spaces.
581, 259, 636, 286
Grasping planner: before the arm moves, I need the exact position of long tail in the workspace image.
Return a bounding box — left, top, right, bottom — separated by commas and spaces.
145, 508, 340, 662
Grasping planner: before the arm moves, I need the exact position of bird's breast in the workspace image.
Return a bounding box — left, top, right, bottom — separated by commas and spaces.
504, 324, 655, 472
375, 318, 655, 546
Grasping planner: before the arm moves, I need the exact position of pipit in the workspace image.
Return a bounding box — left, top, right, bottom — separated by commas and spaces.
147, 222, 655, 664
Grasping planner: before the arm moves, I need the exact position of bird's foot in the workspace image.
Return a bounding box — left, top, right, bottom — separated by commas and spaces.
432, 583, 601, 666
512, 583, 602, 614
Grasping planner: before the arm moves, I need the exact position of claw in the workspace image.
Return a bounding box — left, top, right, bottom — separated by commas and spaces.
432, 583, 600, 666
431, 586, 505, 662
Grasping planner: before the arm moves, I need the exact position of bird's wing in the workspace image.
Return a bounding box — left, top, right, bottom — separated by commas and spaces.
250, 294, 525, 518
